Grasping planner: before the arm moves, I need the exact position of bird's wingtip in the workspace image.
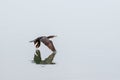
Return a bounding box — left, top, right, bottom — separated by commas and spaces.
54, 35, 57, 37
53, 50, 57, 53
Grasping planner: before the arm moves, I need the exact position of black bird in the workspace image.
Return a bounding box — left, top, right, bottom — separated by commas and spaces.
30, 35, 56, 52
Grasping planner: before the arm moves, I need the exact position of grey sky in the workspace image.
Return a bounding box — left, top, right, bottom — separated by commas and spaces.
0, 0, 120, 80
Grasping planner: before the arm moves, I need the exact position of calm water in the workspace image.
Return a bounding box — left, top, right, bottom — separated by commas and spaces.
0, 0, 120, 80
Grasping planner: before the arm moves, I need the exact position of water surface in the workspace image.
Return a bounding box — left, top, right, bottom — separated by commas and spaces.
0, 0, 120, 80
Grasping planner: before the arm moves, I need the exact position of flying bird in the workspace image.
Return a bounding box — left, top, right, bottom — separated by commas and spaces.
30, 35, 56, 52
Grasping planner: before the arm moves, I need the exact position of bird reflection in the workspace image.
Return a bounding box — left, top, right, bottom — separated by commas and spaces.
33, 49, 56, 64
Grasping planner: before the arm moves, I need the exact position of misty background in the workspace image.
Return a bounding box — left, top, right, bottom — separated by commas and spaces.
0, 0, 120, 80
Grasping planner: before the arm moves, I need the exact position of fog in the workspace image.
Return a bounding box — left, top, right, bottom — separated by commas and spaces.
0, 0, 120, 80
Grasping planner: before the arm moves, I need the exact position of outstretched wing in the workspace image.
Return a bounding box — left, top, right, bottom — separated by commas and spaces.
47, 35, 56, 39
42, 40, 56, 52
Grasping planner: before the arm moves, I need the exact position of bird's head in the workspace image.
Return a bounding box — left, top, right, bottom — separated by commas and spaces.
30, 37, 41, 48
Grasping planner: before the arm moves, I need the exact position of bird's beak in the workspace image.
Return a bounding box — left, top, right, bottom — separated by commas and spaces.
29, 40, 34, 42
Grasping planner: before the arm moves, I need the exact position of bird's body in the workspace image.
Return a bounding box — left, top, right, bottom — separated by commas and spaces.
30, 35, 56, 52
